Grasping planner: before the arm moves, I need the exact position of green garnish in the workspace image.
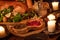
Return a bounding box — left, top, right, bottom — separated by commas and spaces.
1, 6, 14, 16
23, 13, 28, 17
2, 8, 8, 16
2, 8, 7, 13
0, 16, 3, 22
8, 6, 14, 12
13, 13, 22, 22
0, 13, 3, 22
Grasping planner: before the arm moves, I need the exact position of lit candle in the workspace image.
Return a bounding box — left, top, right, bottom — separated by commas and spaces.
48, 20, 56, 32
47, 14, 56, 32
52, 2, 59, 10
0, 26, 6, 38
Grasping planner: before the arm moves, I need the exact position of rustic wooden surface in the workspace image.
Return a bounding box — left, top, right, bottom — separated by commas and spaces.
0, 32, 60, 40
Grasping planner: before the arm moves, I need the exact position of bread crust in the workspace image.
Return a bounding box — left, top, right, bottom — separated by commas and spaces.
0, 1, 27, 13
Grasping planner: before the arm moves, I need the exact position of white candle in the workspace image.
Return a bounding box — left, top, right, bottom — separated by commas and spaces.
47, 14, 55, 20
0, 26, 6, 38
48, 20, 56, 32
52, 2, 59, 10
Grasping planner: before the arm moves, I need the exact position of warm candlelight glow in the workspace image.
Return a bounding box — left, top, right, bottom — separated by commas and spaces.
52, 2, 59, 10
47, 14, 56, 32
0, 27, 5, 32
0, 26, 6, 38
48, 20, 56, 32
47, 14, 55, 20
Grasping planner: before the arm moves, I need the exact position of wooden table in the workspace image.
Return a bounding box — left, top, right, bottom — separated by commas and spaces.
0, 32, 60, 40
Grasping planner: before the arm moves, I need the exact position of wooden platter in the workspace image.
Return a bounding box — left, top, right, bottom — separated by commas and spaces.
5, 22, 45, 37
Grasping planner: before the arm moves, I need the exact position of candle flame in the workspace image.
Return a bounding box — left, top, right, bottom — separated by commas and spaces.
47, 14, 55, 20
0, 26, 5, 32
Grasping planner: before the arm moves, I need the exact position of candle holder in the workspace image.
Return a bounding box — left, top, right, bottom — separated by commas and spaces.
43, 12, 60, 35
